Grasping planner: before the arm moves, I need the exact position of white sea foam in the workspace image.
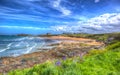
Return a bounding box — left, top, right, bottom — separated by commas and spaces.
14, 41, 24, 47
12, 52, 22, 57
0, 36, 57, 57
28, 37, 34, 40
39, 42, 45, 48
26, 42, 29, 48
25, 43, 37, 53
14, 37, 35, 42
2, 37, 26, 41
14, 37, 27, 41
7, 43, 13, 47
0, 43, 12, 52
0, 48, 8, 52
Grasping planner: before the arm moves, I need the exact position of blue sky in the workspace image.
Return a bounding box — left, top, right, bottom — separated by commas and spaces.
0, 0, 120, 35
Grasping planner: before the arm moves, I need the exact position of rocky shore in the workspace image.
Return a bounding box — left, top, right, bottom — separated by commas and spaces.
0, 36, 104, 73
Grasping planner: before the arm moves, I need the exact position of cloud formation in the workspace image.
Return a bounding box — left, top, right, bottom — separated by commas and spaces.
52, 13, 120, 34
52, 0, 71, 16
94, 0, 100, 3
0, 25, 51, 30
0, 0, 120, 34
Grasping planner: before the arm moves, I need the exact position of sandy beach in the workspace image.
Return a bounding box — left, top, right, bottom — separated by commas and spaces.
0, 36, 104, 73
44, 36, 104, 46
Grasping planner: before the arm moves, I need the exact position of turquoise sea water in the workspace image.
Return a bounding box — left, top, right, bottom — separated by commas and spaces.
0, 35, 58, 57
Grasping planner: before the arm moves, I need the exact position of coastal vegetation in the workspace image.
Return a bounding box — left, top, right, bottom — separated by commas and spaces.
61, 32, 120, 43
7, 34, 120, 75
0, 33, 119, 75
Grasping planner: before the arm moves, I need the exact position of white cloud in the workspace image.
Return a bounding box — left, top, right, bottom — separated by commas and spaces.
0, 12, 64, 23
52, 0, 71, 16
60, 7, 71, 16
26, 0, 39, 2
53, 0, 61, 7
51, 25, 68, 32
115, 7, 120, 12
0, 26, 51, 30
94, 0, 100, 3
52, 13, 120, 34
87, 13, 120, 25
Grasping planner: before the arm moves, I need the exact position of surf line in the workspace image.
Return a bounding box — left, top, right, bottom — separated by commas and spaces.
0, 43, 13, 52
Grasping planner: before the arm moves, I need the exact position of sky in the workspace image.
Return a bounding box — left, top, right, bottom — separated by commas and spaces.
0, 0, 120, 35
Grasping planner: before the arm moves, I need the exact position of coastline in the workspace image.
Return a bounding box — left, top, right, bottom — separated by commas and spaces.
43, 36, 104, 46
0, 36, 104, 73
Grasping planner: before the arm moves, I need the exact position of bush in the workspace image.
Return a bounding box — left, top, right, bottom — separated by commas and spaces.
106, 42, 120, 50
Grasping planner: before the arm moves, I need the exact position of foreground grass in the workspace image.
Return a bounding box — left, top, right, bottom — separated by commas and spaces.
7, 42, 120, 75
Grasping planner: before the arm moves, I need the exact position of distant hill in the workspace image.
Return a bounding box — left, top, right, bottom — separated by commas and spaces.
17, 34, 32, 36
60, 32, 120, 44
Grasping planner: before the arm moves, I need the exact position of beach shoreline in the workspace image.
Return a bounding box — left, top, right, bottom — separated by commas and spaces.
0, 36, 104, 73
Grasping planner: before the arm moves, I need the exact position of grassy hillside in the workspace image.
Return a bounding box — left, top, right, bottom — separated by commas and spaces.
61, 33, 120, 44
7, 42, 120, 75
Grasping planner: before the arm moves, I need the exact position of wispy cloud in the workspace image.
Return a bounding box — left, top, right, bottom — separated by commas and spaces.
94, 0, 100, 3
0, 25, 51, 30
52, 13, 120, 34
0, 0, 120, 34
0, 0, 67, 23
0, 11, 69, 24
52, 0, 71, 16
26, 0, 40, 1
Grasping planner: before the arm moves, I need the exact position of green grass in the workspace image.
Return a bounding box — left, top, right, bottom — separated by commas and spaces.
61, 33, 120, 43
7, 42, 120, 75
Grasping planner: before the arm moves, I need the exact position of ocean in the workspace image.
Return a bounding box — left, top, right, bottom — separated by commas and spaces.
0, 35, 58, 57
